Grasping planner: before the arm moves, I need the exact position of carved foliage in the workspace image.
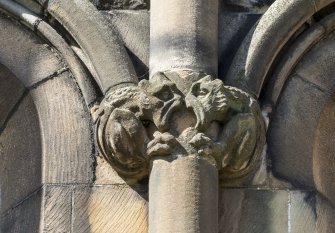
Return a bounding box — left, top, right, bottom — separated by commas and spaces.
95, 71, 265, 183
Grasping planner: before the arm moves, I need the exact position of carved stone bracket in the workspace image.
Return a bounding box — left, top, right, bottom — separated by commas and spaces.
95, 71, 265, 184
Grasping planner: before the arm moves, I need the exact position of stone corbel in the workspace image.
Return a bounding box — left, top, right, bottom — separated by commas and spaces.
95, 70, 265, 184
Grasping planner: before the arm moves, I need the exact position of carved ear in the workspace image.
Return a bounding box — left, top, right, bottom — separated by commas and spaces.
97, 108, 150, 180
106, 109, 149, 162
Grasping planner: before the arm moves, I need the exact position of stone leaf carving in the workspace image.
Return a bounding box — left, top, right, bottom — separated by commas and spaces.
95, 71, 265, 183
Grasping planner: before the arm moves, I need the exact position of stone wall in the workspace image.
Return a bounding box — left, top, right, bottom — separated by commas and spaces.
1, 0, 335, 232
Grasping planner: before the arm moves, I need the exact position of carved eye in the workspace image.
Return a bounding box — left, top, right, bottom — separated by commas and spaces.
154, 87, 173, 101
129, 106, 140, 113
141, 120, 151, 127
197, 88, 209, 97
162, 91, 170, 100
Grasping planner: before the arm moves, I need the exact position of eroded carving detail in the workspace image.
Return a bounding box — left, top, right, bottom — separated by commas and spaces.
95, 71, 265, 183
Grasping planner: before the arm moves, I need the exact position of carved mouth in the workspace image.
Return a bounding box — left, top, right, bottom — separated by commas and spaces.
185, 94, 207, 130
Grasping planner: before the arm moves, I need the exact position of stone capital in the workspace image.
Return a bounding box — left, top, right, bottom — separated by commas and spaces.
95, 71, 265, 183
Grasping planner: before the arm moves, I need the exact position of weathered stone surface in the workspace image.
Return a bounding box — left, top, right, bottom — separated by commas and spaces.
218, 13, 261, 78
219, 189, 318, 233
225, 0, 323, 97
293, 30, 335, 205
45, 0, 138, 93
219, 189, 289, 233
105, 10, 150, 79
0, 64, 25, 129
150, 0, 219, 76
295, 32, 335, 92
316, 194, 335, 233
290, 191, 316, 233
0, 94, 41, 213
0, 190, 41, 233
31, 72, 95, 184
73, 185, 148, 233
263, 22, 327, 105
0, 14, 65, 88
268, 75, 330, 188
314, 100, 335, 205
149, 156, 218, 233
42, 186, 72, 233
94, 156, 126, 185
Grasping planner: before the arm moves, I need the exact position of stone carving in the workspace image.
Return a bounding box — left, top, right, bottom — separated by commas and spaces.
95, 71, 265, 183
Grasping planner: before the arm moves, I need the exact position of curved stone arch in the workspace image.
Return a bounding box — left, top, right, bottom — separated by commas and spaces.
0, 12, 96, 232
224, 0, 335, 231
0, 1, 149, 231
225, 0, 335, 97
37, 0, 139, 93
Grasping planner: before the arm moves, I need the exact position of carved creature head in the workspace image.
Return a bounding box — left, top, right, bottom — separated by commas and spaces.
95, 71, 265, 184
139, 73, 183, 131
185, 75, 230, 129
95, 75, 184, 180
95, 86, 152, 179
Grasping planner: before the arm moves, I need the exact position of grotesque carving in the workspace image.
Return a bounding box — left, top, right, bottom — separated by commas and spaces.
185, 76, 265, 181
95, 71, 265, 183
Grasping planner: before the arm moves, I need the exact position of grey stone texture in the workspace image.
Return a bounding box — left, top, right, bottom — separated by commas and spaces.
2, 0, 335, 232
0, 11, 96, 231
150, 0, 219, 76
0, 94, 41, 214
219, 189, 317, 233
218, 12, 261, 78
225, 0, 335, 96
149, 157, 218, 233
0, 14, 65, 88
0, 64, 25, 129
268, 75, 329, 188
268, 25, 335, 194
104, 10, 150, 80
44, 0, 138, 93
1, 190, 41, 233
31, 72, 95, 184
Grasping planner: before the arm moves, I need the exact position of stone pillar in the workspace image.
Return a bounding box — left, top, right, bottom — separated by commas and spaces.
149, 156, 218, 233
95, 1, 264, 233
150, 0, 219, 77
149, 0, 219, 232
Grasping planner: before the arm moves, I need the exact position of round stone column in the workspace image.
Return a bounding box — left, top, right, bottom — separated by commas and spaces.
149, 0, 219, 232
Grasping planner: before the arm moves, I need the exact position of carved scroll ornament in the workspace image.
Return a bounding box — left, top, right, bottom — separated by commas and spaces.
95, 71, 265, 183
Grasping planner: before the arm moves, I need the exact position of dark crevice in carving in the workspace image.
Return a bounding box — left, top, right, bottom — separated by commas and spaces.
90, 0, 150, 10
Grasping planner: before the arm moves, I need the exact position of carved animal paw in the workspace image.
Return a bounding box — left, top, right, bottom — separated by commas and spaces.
188, 133, 215, 156
147, 131, 177, 157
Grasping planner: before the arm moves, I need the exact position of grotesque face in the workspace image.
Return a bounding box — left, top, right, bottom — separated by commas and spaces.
185, 75, 230, 129
139, 73, 183, 131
